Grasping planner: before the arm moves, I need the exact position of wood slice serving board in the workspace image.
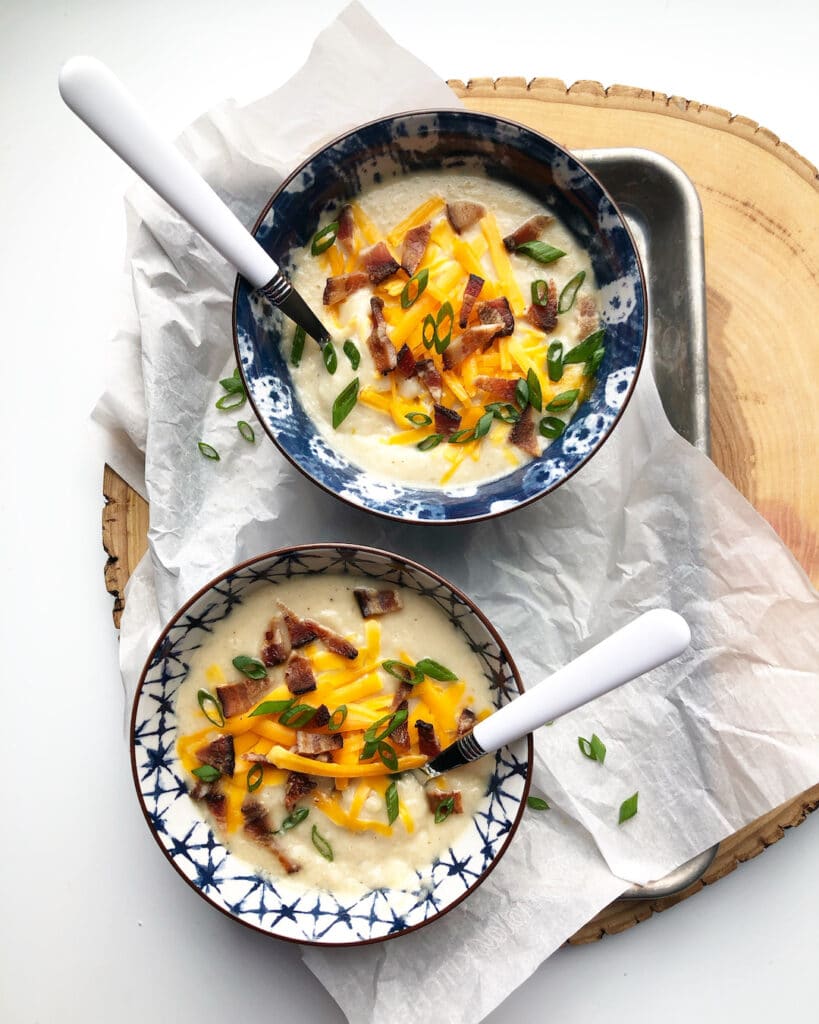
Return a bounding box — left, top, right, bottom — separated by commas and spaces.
102, 77, 819, 944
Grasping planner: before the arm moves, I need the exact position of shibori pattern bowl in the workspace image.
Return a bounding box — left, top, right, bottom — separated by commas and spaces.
131, 544, 532, 945
233, 110, 647, 523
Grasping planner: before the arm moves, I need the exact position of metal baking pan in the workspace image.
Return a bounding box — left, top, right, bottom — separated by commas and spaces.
578, 147, 717, 899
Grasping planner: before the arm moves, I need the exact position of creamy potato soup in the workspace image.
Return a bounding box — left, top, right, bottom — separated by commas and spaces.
282, 172, 603, 487
176, 575, 494, 896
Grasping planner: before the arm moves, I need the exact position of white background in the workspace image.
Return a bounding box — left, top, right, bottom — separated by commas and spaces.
2, 1, 818, 1021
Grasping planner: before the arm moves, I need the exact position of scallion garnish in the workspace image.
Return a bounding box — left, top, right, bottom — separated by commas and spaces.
434, 797, 455, 824
197, 688, 225, 727
377, 741, 398, 771
417, 433, 443, 451
323, 341, 338, 375
279, 704, 318, 729
514, 378, 529, 410
485, 402, 520, 424
278, 807, 309, 833
311, 824, 334, 860
385, 780, 399, 825
527, 796, 550, 811
539, 416, 566, 440
246, 763, 264, 793
415, 658, 458, 682
311, 221, 339, 256
332, 377, 359, 429
564, 328, 606, 365
232, 655, 268, 681
513, 241, 566, 265
401, 268, 429, 309
249, 698, 295, 717
219, 374, 244, 394
531, 279, 549, 306
237, 420, 255, 443
472, 410, 495, 440
586, 345, 606, 375
343, 339, 361, 369
526, 368, 542, 412
558, 270, 586, 313
578, 733, 606, 763
405, 412, 432, 427
448, 428, 475, 445
365, 709, 409, 744
422, 314, 437, 350
291, 325, 306, 367
434, 301, 454, 354
547, 341, 564, 382
192, 764, 220, 782
328, 705, 348, 732
546, 389, 579, 413
215, 390, 246, 411
382, 660, 424, 685
618, 792, 639, 824
197, 441, 220, 461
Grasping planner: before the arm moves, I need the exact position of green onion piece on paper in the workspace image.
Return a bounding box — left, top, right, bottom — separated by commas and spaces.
215, 390, 246, 411
237, 420, 255, 443
618, 792, 639, 824
527, 796, 550, 811
197, 441, 220, 461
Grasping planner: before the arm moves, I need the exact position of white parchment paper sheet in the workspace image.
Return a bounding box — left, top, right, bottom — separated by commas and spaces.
95, 4, 819, 1022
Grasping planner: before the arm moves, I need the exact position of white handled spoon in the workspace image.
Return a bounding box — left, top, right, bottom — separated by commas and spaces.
58, 56, 331, 346
423, 608, 690, 776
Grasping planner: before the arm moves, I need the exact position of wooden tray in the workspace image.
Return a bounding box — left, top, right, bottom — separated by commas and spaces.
102, 76, 819, 944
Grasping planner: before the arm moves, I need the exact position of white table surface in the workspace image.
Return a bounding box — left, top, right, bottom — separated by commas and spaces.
2, 1, 817, 1021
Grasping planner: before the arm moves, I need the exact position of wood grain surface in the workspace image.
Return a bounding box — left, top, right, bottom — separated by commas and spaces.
102, 75, 819, 943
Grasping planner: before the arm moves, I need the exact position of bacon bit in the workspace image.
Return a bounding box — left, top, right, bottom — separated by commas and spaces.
416, 720, 441, 758
395, 343, 417, 380
441, 323, 499, 371
367, 297, 398, 374
391, 681, 413, 711
474, 376, 519, 403
576, 295, 599, 338
283, 772, 317, 812
427, 790, 463, 815
354, 587, 404, 618
457, 708, 477, 735
195, 734, 235, 778
307, 622, 359, 660
295, 730, 343, 756
391, 699, 410, 751
311, 704, 331, 729
216, 676, 269, 719
400, 221, 431, 275
336, 204, 355, 256
189, 781, 227, 830
477, 297, 515, 337
360, 241, 400, 284
434, 403, 462, 437
502, 214, 553, 251
415, 358, 443, 402
277, 602, 320, 648
322, 271, 368, 306
459, 273, 484, 328
446, 200, 486, 234
285, 655, 317, 696
526, 279, 558, 333
509, 405, 539, 457
261, 614, 291, 667
242, 799, 300, 873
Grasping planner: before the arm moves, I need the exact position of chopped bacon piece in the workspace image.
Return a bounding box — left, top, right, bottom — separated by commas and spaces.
433, 403, 462, 437
509, 405, 539, 457
322, 271, 368, 307
415, 358, 443, 402
295, 730, 343, 756
216, 676, 269, 719
354, 587, 404, 618
427, 790, 463, 815
307, 622, 358, 660
446, 200, 486, 234
415, 720, 441, 758
360, 241, 400, 284
242, 799, 300, 873
576, 295, 599, 339
277, 602, 320, 648
474, 376, 519, 403
189, 781, 227, 830
441, 324, 499, 371
284, 772, 316, 812
477, 297, 515, 337
336, 204, 355, 256
261, 614, 291, 667
526, 279, 558, 333
400, 221, 431, 276
285, 655, 317, 696
395, 343, 416, 380
391, 699, 410, 751
457, 708, 477, 735
367, 297, 398, 374
195, 734, 235, 778
309, 703, 331, 729
502, 214, 552, 251
391, 681, 413, 711
459, 273, 484, 328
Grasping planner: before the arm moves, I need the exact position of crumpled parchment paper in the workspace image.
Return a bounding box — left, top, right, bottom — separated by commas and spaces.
95, 4, 819, 1022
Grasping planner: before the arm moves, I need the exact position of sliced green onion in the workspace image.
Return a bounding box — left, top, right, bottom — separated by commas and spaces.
485, 402, 520, 424
415, 658, 458, 682
323, 341, 338, 374
434, 301, 454, 354
527, 796, 550, 811
586, 346, 606, 375
448, 428, 475, 445
249, 698, 295, 718
564, 328, 606, 365
514, 241, 566, 265
279, 807, 309, 833
237, 420, 255, 443
246, 763, 264, 792
546, 388, 579, 412
364, 709, 409, 744
515, 378, 529, 410
215, 390, 246, 411
385, 780, 399, 824
279, 704, 318, 729
578, 733, 607, 763
328, 705, 348, 732
332, 377, 359, 429
219, 375, 244, 394
539, 416, 566, 440
618, 792, 639, 824
197, 688, 225, 727
382, 660, 424, 685
558, 270, 586, 313
417, 433, 443, 451
405, 412, 432, 427
422, 314, 437, 350
578, 737, 594, 759
192, 764, 221, 782
291, 325, 306, 367
197, 441, 220, 461
526, 368, 542, 412
232, 655, 268, 681
401, 268, 429, 309
531, 279, 549, 306
311, 824, 334, 860
472, 410, 495, 440
377, 742, 398, 771
343, 339, 361, 369
434, 796, 455, 824
547, 341, 564, 382
311, 221, 339, 256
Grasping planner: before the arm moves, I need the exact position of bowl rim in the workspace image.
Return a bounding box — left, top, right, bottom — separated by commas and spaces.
231, 107, 649, 526
130, 541, 534, 947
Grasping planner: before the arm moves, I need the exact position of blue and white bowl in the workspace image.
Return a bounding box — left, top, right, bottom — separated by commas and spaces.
131, 544, 532, 945
233, 110, 647, 524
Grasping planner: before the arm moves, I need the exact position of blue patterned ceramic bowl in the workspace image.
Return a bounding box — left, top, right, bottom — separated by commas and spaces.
131, 544, 531, 945
233, 110, 646, 523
